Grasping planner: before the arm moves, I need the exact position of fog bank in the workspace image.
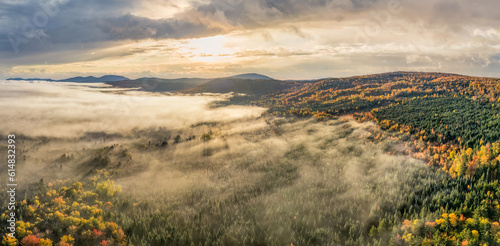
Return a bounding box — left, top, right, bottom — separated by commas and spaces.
0, 80, 266, 137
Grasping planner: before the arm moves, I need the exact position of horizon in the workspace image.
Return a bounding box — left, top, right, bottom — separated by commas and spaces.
4, 70, 499, 82
1, 0, 500, 80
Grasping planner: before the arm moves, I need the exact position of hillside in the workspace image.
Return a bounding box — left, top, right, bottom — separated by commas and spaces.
106, 78, 210, 92
63, 75, 129, 82
240, 71, 500, 244
230, 73, 274, 80
246, 71, 500, 172
259, 71, 471, 114
184, 77, 299, 95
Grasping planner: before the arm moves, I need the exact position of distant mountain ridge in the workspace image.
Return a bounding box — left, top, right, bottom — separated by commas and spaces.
7, 75, 129, 82
106, 73, 291, 94
63, 75, 129, 82
107, 78, 210, 91
8, 73, 299, 95
230, 73, 274, 80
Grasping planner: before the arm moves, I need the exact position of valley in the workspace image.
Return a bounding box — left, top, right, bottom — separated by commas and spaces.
3, 71, 500, 245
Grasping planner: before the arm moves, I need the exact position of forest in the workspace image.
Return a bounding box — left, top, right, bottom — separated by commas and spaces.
3, 72, 500, 245
253, 72, 500, 245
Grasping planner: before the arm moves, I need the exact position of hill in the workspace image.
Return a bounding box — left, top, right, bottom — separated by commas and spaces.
230, 73, 274, 80
184, 77, 299, 95
254, 70, 500, 162
63, 75, 129, 82
106, 78, 210, 92
259, 71, 471, 118
243, 71, 500, 245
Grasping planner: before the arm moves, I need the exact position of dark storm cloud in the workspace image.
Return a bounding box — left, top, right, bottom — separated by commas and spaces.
0, 0, 231, 69
0, 0, 380, 55
0, 0, 222, 53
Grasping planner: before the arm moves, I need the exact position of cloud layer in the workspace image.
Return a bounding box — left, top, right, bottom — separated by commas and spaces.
1, 0, 500, 79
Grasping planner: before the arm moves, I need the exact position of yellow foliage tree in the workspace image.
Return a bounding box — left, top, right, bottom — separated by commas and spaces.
1, 234, 17, 246
40, 238, 53, 246
60, 235, 75, 244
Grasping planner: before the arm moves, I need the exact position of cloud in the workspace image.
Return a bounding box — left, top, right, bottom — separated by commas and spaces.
472, 28, 500, 40
91, 14, 226, 41
2, 0, 500, 78
406, 54, 432, 65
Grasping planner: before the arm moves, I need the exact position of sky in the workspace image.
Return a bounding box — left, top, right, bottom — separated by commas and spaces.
1, 0, 500, 80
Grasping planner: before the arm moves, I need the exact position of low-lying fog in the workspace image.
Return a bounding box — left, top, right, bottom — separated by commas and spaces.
0, 80, 265, 137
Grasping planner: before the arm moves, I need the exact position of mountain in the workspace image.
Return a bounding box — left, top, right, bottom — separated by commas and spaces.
106, 78, 210, 92
7, 75, 129, 83
8, 73, 293, 95
63, 75, 129, 82
230, 73, 274, 80
184, 77, 298, 95
107, 75, 296, 94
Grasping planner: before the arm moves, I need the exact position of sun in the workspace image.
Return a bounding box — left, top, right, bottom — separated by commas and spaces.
184, 35, 234, 62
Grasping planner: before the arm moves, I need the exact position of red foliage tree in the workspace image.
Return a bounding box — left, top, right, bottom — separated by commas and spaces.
20, 235, 40, 246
